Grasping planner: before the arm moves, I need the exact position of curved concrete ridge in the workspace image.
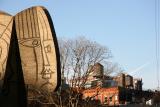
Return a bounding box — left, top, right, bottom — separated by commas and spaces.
0, 11, 12, 16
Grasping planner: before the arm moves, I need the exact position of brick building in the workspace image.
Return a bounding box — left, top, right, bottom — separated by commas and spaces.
82, 86, 153, 106
69, 63, 152, 106
82, 87, 120, 106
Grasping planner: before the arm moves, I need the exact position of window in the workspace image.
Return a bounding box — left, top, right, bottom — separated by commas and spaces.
104, 97, 108, 102
115, 95, 118, 101
109, 97, 112, 102
45, 45, 51, 53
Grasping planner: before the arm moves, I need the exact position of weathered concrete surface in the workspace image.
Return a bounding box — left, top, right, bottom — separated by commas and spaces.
0, 12, 13, 81
0, 6, 61, 106
15, 6, 61, 93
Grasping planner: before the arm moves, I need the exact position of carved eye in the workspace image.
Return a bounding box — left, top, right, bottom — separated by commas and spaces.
43, 40, 53, 53
19, 39, 41, 47
45, 45, 51, 53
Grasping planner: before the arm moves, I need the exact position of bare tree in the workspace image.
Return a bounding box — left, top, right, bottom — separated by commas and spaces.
67, 37, 111, 87
57, 36, 113, 107
58, 38, 71, 83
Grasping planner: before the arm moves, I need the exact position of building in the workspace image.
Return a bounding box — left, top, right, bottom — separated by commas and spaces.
82, 86, 154, 106
133, 78, 143, 90
125, 74, 133, 88
88, 63, 104, 78
82, 87, 120, 106
113, 73, 126, 88
82, 86, 143, 106
67, 63, 154, 106
69, 63, 143, 90
81, 63, 151, 106
68, 63, 153, 106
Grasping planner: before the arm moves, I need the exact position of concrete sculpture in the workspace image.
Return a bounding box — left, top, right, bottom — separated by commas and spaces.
15, 6, 61, 93
0, 12, 13, 81
0, 6, 61, 107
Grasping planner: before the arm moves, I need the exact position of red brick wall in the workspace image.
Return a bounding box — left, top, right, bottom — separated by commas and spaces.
82, 87, 120, 106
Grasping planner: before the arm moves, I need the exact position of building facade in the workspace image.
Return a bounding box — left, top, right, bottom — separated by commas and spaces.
82, 87, 127, 106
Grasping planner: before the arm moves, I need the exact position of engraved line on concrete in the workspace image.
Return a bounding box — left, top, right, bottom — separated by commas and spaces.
0, 32, 11, 40
28, 8, 33, 38
33, 8, 39, 38
0, 18, 13, 38
27, 9, 32, 38
22, 10, 28, 39
0, 23, 12, 32
39, 10, 49, 40
25, 9, 30, 39
33, 46, 39, 82
15, 14, 19, 39
32, 8, 37, 38
30, 8, 36, 37
20, 13, 25, 38
17, 14, 21, 39
1, 33, 11, 43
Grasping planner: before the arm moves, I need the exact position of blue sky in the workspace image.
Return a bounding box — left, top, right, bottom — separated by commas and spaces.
0, 0, 158, 89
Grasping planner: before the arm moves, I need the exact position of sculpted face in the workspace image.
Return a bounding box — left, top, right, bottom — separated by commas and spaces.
40, 40, 57, 90
15, 6, 59, 92
18, 37, 56, 90
41, 40, 55, 79
0, 13, 13, 80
